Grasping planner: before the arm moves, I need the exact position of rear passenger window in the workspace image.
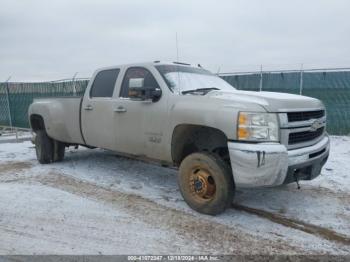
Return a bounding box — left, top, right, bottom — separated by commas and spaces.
90, 69, 120, 98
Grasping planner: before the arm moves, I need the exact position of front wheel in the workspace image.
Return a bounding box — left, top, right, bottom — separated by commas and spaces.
178, 152, 235, 215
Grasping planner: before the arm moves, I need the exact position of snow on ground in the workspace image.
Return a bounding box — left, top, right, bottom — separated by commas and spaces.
0, 184, 197, 255
0, 136, 349, 254
0, 131, 32, 143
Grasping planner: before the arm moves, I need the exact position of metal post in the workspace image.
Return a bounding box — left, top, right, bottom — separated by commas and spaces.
4, 76, 13, 132
299, 63, 303, 95
72, 72, 78, 96
259, 64, 263, 91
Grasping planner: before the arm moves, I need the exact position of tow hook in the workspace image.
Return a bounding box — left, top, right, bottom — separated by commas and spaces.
293, 170, 301, 190
256, 151, 266, 168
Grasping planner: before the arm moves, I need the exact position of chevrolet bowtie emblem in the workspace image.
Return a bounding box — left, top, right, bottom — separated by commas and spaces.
310, 119, 322, 131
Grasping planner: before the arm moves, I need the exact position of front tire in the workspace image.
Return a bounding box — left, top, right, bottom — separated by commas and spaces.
35, 130, 53, 164
178, 152, 235, 215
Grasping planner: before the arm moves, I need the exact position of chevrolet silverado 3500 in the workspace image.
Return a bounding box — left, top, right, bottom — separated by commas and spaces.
28, 62, 330, 215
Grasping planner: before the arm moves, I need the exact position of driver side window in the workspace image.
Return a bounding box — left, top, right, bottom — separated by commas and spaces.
120, 67, 160, 99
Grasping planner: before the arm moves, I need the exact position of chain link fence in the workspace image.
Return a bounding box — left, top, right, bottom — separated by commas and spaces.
220, 69, 350, 135
0, 83, 11, 128
0, 68, 349, 135
0, 79, 89, 128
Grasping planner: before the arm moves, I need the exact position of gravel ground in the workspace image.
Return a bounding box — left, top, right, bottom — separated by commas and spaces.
0, 136, 349, 255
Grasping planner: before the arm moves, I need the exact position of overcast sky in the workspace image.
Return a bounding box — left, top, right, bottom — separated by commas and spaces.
1, 0, 349, 81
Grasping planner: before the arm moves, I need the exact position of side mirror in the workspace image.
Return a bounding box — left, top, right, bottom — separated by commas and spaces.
141, 86, 162, 102
128, 78, 162, 102
151, 88, 162, 102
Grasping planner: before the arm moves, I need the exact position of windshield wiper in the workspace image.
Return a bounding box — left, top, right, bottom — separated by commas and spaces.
182, 87, 219, 95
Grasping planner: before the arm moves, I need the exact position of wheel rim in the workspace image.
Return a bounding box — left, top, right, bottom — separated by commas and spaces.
189, 166, 216, 202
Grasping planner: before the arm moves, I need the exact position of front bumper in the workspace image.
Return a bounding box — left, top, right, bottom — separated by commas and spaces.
227, 135, 330, 188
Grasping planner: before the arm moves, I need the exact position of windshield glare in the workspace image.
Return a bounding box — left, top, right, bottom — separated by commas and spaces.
155, 65, 235, 94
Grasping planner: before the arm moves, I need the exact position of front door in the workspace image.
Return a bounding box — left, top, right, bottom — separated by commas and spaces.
81, 68, 120, 150
114, 67, 166, 158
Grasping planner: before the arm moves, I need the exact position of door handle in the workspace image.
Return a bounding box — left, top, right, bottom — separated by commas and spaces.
84, 105, 93, 111
114, 106, 127, 113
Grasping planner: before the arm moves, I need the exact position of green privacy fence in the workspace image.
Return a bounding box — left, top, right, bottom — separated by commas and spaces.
0, 70, 349, 135
0, 80, 89, 128
220, 70, 350, 135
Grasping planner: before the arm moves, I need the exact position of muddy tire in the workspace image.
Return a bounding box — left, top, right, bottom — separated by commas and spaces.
178, 152, 235, 215
35, 130, 53, 164
53, 140, 65, 162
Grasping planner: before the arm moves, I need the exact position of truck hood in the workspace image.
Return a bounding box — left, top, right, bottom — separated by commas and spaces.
208, 90, 324, 112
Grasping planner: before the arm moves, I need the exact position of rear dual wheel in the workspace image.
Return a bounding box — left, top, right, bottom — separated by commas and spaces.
178, 152, 235, 215
53, 140, 65, 162
35, 130, 65, 164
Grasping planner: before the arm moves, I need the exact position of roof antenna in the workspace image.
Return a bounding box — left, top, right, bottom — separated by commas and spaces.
175, 32, 181, 94
176, 32, 179, 63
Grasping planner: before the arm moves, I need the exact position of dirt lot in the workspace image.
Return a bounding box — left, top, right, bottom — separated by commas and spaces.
0, 136, 349, 255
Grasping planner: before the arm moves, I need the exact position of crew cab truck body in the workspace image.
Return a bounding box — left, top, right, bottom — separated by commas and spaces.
28, 62, 330, 215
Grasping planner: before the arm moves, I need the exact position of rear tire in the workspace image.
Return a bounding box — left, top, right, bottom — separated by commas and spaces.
178, 152, 235, 215
35, 130, 53, 164
53, 140, 65, 162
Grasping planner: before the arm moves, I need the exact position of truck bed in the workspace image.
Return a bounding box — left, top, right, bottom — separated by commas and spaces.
29, 97, 85, 145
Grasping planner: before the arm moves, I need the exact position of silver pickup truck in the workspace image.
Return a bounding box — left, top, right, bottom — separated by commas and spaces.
28, 62, 330, 215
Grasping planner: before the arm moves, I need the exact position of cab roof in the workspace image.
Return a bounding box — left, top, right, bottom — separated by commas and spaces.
96, 61, 201, 72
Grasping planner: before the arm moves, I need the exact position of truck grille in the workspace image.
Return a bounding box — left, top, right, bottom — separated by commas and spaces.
287, 110, 325, 122
289, 127, 324, 145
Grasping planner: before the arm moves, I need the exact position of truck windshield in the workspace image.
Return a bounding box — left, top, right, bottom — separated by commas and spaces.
155, 65, 235, 94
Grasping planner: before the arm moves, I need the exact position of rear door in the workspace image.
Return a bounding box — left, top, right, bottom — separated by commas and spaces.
81, 68, 120, 150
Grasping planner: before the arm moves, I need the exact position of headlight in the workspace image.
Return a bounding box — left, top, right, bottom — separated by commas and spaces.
238, 112, 279, 142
